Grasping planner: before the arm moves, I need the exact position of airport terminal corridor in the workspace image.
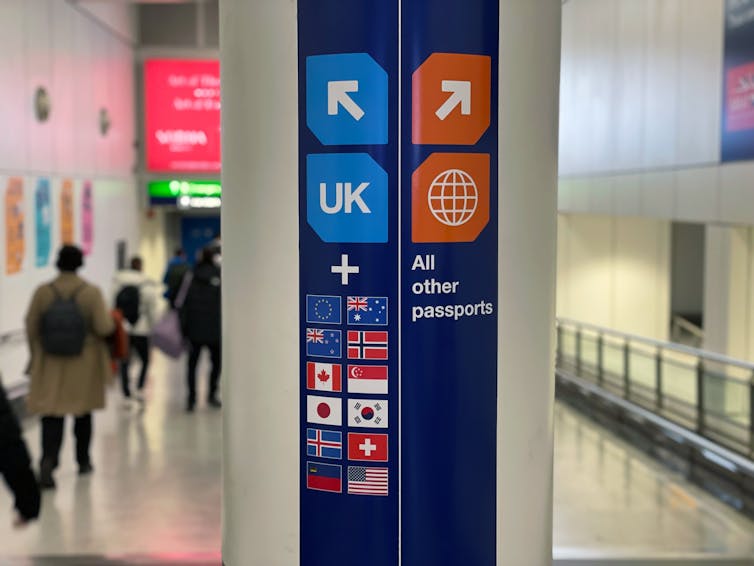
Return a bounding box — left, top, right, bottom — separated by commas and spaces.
1, 354, 753, 564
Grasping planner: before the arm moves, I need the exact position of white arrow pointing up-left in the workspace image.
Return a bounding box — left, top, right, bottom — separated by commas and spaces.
328, 80, 365, 121
435, 80, 471, 121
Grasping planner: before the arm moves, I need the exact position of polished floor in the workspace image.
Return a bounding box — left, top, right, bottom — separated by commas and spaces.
1, 353, 754, 564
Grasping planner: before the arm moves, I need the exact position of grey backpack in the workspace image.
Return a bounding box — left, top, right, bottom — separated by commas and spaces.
40, 285, 87, 356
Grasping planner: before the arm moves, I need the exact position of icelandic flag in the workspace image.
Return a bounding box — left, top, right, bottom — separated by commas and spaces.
306, 328, 342, 358
347, 365, 388, 394
307, 428, 342, 460
306, 295, 341, 324
347, 331, 388, 360
307, 461, 342, 493
307, 362, 342, 392
346, 296, 388, 326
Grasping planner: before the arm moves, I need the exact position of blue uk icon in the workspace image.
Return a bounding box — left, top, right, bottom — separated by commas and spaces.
306, 53, 388, 146
307, 153, 388, 243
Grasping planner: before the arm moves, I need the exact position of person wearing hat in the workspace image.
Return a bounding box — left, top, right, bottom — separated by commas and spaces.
24, 245, 114, 489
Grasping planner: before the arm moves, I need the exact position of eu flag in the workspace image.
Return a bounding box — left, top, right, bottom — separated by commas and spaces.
306, 295, 342, 324
346, 296, 388, 326
306, 328, 342, 358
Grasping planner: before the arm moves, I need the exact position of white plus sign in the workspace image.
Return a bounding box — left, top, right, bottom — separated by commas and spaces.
359, 438, 376, 457
331, 254, 359, 285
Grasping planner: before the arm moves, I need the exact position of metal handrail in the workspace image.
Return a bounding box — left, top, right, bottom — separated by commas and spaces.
672, 314, 704, 340
556, 317, 754, 458
557, 317, 754, 375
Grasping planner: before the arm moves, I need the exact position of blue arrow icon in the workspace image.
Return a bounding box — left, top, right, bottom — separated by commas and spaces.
307, 53, 388, 146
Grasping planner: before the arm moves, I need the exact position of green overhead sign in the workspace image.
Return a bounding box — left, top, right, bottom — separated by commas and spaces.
148, 180, 221, 199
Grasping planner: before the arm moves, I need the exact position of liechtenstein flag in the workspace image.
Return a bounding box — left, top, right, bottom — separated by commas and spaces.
306, 328, 342, 358
307, 461, 342, 493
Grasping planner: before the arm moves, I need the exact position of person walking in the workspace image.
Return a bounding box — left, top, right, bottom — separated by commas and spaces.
0, 378, 40, 527
162, 248, 189, 307
25, 245, 114, 489
181, 247, 222, 412
112, 256, 159, 406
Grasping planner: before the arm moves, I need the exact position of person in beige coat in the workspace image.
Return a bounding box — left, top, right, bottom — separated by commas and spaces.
25, 245, 114, 489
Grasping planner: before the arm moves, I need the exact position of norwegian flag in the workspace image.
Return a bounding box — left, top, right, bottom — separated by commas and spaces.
347, 331, 388, 360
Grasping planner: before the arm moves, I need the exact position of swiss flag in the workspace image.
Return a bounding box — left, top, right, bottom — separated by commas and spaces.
348, 433, 388, 462
307, 362, 342, 392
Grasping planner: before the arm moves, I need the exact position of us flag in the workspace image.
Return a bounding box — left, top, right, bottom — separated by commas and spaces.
348, 466, 388, 496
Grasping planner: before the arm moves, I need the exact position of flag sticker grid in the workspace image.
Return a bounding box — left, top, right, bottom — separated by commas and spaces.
347, 466, 388, 496
302, 296, 392, 495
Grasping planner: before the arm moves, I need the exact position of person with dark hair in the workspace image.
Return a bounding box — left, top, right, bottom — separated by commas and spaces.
0, 378, 40, 527
24, 245, 114, 489
180, 247, 222, 412
162, 248, 189, 306
112, 256, 159, 406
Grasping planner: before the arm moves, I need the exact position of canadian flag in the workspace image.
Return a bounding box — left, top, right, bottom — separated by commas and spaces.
307, 362, 342, 392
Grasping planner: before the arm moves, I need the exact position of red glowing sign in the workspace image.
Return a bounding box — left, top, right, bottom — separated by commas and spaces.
144, 59, 221, 173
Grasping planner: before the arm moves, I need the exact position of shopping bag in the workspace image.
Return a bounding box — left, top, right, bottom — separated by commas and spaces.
151, 310, 185, 358
150, 273, 192, 359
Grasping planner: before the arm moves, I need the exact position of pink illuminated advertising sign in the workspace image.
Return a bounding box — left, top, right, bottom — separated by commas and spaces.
145, 59, 221, 173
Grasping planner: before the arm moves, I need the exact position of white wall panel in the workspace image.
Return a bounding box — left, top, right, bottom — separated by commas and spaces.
0, 2, 27, 172
640, 170, 675, 218
25, 0, 54, 173
559, 0, 734, 223
612, 174, 642, 216
557, 213, 671, 341
52, 0, 76, 176
674, 166, 720, 223
614, 0, 648, 171
676, 0, 723, 165
720, 161, 754, 224
642, 0, 680, 169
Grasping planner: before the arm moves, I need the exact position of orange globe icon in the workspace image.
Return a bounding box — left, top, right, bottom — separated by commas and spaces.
427, 169, 478, 227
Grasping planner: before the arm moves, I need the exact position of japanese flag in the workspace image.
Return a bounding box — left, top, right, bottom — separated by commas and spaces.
307, 395, 342, 426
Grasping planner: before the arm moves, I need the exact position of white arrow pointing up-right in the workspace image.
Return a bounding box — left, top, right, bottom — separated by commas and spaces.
435, 80, 472, 121
328, 80, 365, 121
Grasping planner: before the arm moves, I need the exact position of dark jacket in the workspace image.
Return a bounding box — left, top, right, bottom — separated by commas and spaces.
181, 261, 221, 344
0, 382, 41, 521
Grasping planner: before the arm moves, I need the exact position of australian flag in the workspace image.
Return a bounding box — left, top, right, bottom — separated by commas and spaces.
347, 296, 388, 326
306, 328, 342, 358
306, 295, 341, 324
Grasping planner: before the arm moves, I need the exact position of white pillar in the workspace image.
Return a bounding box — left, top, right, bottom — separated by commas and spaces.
220, 1, 560, 564
497, 2, 560, 563
703, 225, 751, 360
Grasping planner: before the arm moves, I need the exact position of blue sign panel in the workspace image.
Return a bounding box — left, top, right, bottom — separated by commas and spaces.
401, 2, 499, 564
307, 153, 389, 243
307, 53, 389, 146
299, 1, 399, 565
299, 0, 497, 564
722, 0, 754, 162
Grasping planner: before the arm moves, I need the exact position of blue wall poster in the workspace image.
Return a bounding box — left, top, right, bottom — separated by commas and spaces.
35, 178, 51, 268
299, 1, 499, 564
722, 0, 754, 161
